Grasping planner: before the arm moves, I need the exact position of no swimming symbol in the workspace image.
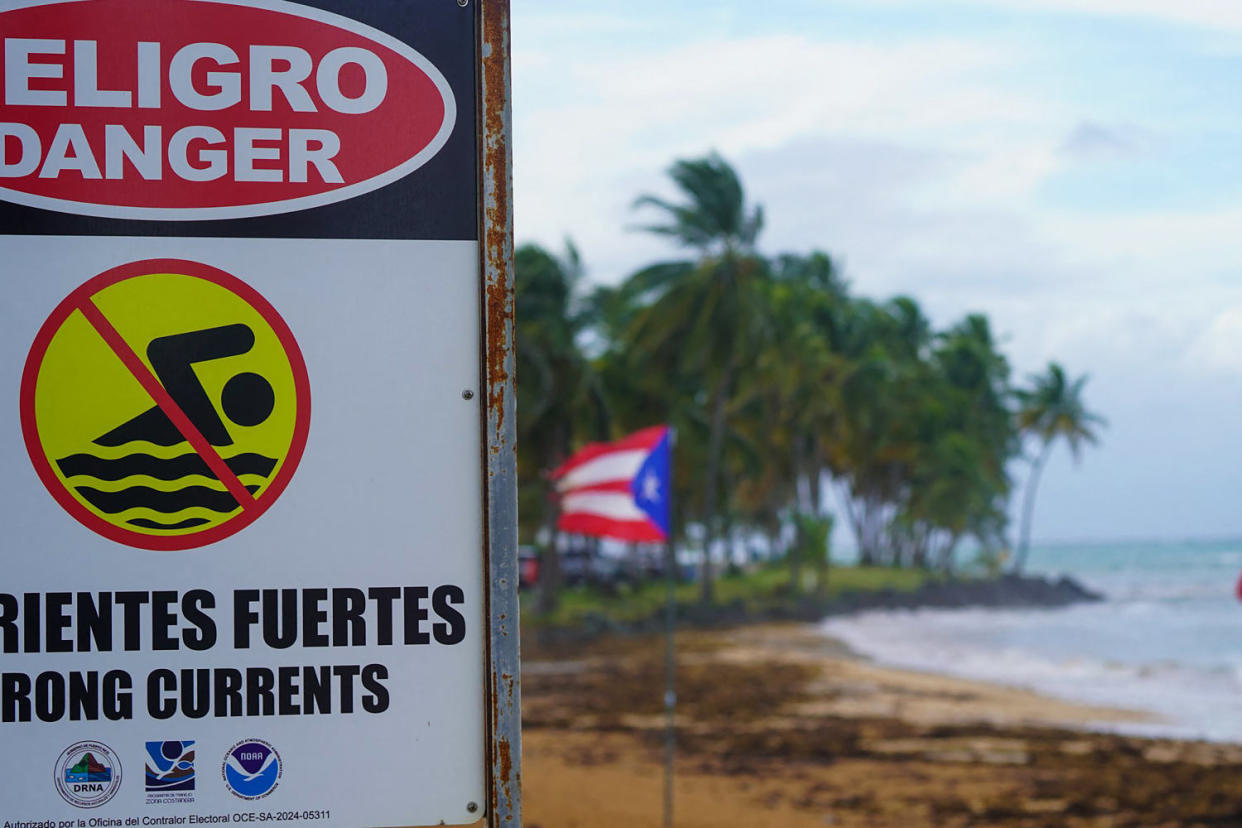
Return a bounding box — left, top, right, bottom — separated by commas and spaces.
20, 259, 311, 550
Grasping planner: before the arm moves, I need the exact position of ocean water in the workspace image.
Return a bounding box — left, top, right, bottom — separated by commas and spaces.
820, 540, 1242, 742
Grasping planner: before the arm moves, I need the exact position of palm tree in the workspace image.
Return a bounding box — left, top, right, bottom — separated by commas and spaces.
829, 296, 934, 566
633, 153, 764, 255
917, 315, 1016, 571
1012, 363, 1105, 573
623, 153, 769, 602
514, 241, 609, 613
763, 252, 847, 591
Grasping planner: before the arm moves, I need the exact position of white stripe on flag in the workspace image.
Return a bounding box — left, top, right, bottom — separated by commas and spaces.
556, 449, 648, 492
560, 491, 646, 522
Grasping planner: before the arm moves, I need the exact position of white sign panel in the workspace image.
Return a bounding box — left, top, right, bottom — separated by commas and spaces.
0, 1, 488, 825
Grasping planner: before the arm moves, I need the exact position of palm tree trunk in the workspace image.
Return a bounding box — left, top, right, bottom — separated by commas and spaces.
1014, 441, 1053, 574
808, 447, 822, 515
814, 509, 833, 600
838, 484, 869, 565
911, 526, 927, 569
940, 532, 961, 574
699, 374, 731, 604
861, 499, 877, 566
814, 546, 829, 598
536, 425, 569, 614
536, 527, 562, 615
585, 535, 601, 586
789, 441, 805, 595
624, 541, 642, 585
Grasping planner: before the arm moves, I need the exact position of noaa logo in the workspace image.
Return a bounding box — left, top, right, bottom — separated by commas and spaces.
54, 741, 122, 808
222, 739, 281, 800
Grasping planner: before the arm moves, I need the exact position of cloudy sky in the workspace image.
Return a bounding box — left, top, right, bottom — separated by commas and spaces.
510, 1, 1242, 545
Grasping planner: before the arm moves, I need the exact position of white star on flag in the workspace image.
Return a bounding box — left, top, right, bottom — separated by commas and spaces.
641, 471, 661, 503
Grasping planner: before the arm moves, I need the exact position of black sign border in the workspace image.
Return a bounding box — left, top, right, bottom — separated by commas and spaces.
0, 0, 478, 241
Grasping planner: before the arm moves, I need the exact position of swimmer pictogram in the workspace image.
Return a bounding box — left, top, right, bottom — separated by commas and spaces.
20, 259, 310, 550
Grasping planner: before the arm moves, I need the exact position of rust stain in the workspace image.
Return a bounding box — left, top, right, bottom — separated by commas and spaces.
480, 0, 514, 439
497, 738, 513, 792
489, 670, 517, 726
489, 670, 519, 818
485, 278, 511, 431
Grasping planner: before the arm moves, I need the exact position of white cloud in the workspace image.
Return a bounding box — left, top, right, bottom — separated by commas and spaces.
510, 1, 1242, 540
931, 142, 1064, 204
1184, 305, 1242, 377
865, 0, 1242, 32
514, 18, 1242, 368
512, 31, 1053, 282
577, 35, 1024, 149
1032, 207, 1242, 283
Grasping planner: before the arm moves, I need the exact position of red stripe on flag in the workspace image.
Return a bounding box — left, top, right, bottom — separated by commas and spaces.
551, 425, 667, 479
558, 512, 668, 543
558, 480, 633, 496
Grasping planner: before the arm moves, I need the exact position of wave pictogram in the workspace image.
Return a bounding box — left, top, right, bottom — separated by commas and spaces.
129, 517, 212, 531
57, 443, 275, 529
57, 452, 278, 481
74, 483, 262, 514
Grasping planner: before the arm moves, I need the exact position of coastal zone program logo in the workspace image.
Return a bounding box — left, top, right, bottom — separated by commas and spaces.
145, 740, 195, 804
54, 741, 122, 808
21, 259, 311, 550
223, 739, 282, 800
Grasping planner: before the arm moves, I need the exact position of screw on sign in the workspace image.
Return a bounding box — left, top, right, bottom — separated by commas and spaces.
20, 258, 310, 550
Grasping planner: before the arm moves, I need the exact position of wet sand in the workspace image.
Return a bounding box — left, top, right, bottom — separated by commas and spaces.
521, 624, 1242, 827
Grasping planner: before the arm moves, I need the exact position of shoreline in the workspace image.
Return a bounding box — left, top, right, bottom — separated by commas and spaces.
818, 598, 1242, 747
523, 622, 1242, 827
721, 624, 1157, 734
531, 572, 1102, 645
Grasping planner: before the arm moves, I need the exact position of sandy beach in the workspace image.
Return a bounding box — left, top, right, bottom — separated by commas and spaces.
521, 624, 1242, 827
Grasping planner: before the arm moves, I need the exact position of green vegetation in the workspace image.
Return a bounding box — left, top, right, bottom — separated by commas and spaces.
516, 153, 1105, 614
1013, 364, 1107, 573
525, 564, 933, 629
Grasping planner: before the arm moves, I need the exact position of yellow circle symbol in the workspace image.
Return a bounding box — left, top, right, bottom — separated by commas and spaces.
21, 259, 311, 550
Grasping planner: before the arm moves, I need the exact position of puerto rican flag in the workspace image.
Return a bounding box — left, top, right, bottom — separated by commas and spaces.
552, 425, 672, 542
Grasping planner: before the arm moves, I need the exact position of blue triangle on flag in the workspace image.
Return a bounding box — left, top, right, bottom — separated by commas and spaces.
630, 428, 671, 539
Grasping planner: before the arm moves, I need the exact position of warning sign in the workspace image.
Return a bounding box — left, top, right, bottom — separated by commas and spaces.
19, 258, 310, 551
0, 0, 507, 823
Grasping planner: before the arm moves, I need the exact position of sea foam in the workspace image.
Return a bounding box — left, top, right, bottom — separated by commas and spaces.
821, 540, 1242, 743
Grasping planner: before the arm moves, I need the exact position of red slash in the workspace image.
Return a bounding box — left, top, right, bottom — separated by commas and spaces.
78, 299, 257, 511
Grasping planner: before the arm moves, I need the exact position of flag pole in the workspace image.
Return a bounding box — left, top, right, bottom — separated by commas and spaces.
663, 428, 677, 828
663, 538, 676, 828
554, 424, 675, 823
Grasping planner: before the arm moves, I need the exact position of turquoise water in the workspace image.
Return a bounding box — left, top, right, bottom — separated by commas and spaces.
1021, 540, 1242, 669
822, 539, 1242, 741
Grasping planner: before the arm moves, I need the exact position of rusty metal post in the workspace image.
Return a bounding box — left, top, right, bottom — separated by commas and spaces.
479, 0, 521, 826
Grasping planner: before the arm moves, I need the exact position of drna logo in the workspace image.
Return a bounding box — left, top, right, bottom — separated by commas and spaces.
54, 740, 122, 807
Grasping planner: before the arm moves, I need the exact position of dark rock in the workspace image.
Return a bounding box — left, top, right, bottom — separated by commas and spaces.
531, 573, 1103, 645
819, 574, 1102, 617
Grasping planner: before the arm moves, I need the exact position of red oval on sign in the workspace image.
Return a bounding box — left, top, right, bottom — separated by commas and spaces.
0, 0, 455, 219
